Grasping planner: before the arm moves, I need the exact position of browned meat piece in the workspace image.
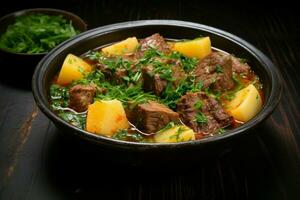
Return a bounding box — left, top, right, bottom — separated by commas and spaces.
69, 85, 96, 112
172, 62, 187, 87
213, 58, 235, 90
142, 59, 186, 96
139, 33, 171, 53
142, 66, 167, 96
194, 52, 235, 91
96, 63, 113, 78
231, 56, 250, 74
124, 34, 171, 61
96, 63, 128, 84
177, 92, 232, 135
123, 53, 141, 63
114, 68, 128, 84
129, 101, 179, 133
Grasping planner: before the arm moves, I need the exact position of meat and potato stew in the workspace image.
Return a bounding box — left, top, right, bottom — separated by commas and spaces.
49, 33, 263, 143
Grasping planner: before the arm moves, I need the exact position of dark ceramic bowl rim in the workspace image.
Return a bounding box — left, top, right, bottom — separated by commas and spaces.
32, 20, 282, 149
0, 8, 87, 56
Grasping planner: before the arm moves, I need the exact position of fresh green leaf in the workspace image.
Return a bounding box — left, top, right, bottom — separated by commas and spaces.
112, 129, 145, 142
0, 13, 80, 53
194, 112, 208, 124
194, 101, 203, 110
216, 64, 224, 73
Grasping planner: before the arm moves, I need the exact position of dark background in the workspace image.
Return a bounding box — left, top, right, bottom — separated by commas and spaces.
1, 0, 300, 199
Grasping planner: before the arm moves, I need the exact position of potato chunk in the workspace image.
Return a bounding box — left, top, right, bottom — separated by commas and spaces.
86, 100, 129, 136
173, 37, 211, 59
226, 84, 262, 122
57, 54, 92, 85
102, 37, 139, 56
154, 125, 195, 143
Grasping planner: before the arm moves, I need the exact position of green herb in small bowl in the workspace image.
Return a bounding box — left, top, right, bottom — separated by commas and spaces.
0, 9, 87, 80
0, 13, 81, 54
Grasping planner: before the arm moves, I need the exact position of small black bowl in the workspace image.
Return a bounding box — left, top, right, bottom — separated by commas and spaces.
0, 8, 87, 85
32, 20, 282, 166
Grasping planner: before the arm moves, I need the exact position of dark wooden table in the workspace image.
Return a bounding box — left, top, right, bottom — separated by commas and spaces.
1, 1, 300, 199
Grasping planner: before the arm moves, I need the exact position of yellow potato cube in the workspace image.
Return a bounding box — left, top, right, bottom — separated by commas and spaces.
154, 125, 195, 143
226, 84, 262, 122
57, 54, 92, 85
173, 37, 212, 59
86, 100, 129, 136
102, 37, 139, 56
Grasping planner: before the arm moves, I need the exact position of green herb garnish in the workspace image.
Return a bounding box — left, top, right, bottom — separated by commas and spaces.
218, 128, 226, 134
112, 129, 145, 142
58, 111, 86, 129
157, 122, 176, 133
49, 84, 69, 108
170, 51, 198, 72
0, 13, 80, 53
169, 126, 185, 141
194, 112, 208, 124
216, 64, 224, 73
194, 101, 203, 110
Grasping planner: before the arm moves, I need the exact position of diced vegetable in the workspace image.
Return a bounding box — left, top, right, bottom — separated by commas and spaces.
226, 84, 262, 122
154, 125, 195, 143
173, 37, 211, 59
102, 37, 139, 56
86, 100, 129, 136
57, 54, 92, 85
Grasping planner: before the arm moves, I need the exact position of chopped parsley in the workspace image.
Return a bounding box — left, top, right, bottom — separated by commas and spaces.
0, 13, 80, 53
194, 101, 203, 110
169, 126, 185, 141
95, 83, 157, 108
58, 111, 86, 129
217, 128, 226, 134
194, 112, 208, 124
205, 87, 222, 101
112, 129, 145, 142
157, 122, 176, 133
49, 84, 86, 129
191, 81, 203, 92
216, 64, 224, 73
170, 51, 199, 72
49, 84, 69, 108
153, 61, 175, 81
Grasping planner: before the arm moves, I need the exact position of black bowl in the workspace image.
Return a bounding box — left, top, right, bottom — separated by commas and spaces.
32, 20, 281, 166
0, 8, 87, 84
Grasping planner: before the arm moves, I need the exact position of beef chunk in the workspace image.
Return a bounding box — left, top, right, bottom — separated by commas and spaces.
129, 101, 179, 133
213, 58, 235, 90
142, 59, 186, 96
139, 33, 171, 53
96, 63, 128, 84
154, 58, 186, 87
69, 85, 96, 112
126, 34, 170, 60
114, 68, 128, 84
96, 63, 113, 78
171, 61, 187, 87
194, 52, 235, 91
123, 52, 141, 63
142, 66, 168, 96
231, 56, 250, 74
177, 92, 232, 136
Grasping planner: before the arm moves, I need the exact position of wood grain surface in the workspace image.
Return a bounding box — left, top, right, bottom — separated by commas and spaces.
0, 1, 300, 199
